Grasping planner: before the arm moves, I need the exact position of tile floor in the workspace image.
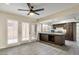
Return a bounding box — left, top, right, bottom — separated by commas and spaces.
0, 40, 79, 55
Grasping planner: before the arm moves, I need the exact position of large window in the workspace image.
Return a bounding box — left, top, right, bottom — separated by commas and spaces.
8, 20, 18, 44
37, 24, 42, 32
42, 24, 51, 32
30, 24, 36, 40
22, 22, 29, 41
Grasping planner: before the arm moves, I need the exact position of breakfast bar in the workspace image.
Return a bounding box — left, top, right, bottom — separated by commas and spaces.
39, 32, 65, 45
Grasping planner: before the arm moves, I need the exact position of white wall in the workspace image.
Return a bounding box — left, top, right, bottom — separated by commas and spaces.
0, 16, 7, 49
76, 23, 79, 41
0, 11, 36, 49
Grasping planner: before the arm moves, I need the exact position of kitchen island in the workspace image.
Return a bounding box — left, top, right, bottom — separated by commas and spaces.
39, 32, 65, 45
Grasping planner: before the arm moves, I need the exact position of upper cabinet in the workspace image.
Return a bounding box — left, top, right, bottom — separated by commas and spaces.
53, 22, 76, 41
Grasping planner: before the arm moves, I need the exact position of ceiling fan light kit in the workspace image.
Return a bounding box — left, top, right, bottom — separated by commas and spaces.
18, 3, 44, 16
29, 12, 34, 16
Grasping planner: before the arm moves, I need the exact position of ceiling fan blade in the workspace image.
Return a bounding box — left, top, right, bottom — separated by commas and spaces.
27, 3, 31, 9
33, 8, 44, 12
34, 12, 40, 15
27, 12, 30, 15
18, 9, 29, 11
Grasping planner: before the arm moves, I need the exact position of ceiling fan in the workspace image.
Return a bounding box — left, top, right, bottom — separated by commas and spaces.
18, 3, 44, 15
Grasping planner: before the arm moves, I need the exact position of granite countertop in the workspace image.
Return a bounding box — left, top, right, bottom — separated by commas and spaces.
39, 32, 65, 35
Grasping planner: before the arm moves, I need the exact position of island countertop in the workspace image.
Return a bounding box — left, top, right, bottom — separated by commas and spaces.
39, 32, 65, 35
39, 32, 65, 45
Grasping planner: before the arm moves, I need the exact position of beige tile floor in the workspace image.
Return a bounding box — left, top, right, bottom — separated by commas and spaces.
0, 40, 79, 55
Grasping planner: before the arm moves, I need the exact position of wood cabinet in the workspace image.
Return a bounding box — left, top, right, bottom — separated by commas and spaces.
54, 35, 65, 45
39, 33, 65, 45
53, 22, 76, 41
49, 35, 54, 42
39, 34, 49, 42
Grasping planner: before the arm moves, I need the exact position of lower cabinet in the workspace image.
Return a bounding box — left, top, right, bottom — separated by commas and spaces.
54, 35, 65, 45
40, 34, 49, 42
39, 33, 65, 46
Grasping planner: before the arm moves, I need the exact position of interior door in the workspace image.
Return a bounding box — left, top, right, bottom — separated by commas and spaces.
7, 20, 18, 44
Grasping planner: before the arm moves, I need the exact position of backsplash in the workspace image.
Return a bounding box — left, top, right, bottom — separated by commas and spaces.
50, 28, 66, 33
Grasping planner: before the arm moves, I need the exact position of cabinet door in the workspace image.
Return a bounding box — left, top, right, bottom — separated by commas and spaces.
69, 23, 73, 40
65, 23, 69, 40
54, 35, 65, 45
40, 34, 48, 42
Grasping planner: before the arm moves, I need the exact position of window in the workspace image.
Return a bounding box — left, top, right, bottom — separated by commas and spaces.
8, 20, 18, 44
30, 24, 36, 40
37, 24, 42, 32
42, 24, 52, 32
42, 24, 49, 32
22, 22, 29, 41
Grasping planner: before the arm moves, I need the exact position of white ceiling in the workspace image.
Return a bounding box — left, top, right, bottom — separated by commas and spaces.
40, 12, 79, 25
0, 3, 79, 19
